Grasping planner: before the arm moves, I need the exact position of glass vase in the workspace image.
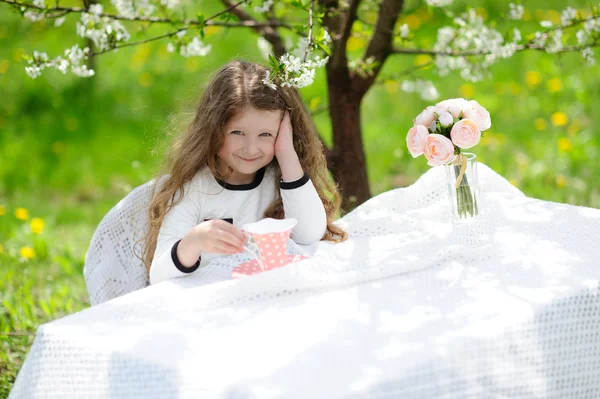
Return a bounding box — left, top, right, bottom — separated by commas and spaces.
445, 152, 480, 223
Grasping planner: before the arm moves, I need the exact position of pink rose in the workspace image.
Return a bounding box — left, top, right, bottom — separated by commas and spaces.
423, 134, 456, 166
462, 100, 491, 131
450, 118, 481, 149
414, 106, 436, 127
406, 124, 429, 157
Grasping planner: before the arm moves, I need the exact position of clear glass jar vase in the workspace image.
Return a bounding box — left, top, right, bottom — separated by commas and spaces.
445, 152, 480, 223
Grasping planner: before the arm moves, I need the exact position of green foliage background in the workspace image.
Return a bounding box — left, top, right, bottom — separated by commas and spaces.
1, 0, 599, 395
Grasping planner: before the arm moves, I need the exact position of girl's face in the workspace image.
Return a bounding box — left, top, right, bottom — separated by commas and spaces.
217, 106, 281, 184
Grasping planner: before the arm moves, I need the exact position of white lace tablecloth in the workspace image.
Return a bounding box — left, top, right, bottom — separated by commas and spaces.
10, 164, 600, 398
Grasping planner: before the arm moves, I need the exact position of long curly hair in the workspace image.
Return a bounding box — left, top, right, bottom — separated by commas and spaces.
142, 60, 348, 270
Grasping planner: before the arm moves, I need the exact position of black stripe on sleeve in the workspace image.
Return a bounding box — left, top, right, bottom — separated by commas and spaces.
280, 173, 310, 190
171, 239, 201, 273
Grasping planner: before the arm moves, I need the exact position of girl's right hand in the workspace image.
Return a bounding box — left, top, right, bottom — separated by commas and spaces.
194, 219, 246, 254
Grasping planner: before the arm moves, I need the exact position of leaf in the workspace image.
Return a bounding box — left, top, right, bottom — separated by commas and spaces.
318, 43, 331, 56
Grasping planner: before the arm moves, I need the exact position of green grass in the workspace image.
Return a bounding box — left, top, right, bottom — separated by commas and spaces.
1, 0, 600, 396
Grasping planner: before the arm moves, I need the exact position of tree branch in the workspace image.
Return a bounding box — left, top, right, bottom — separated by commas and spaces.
303, 0, 316, 63
390, 41, 600, 57
353, 0, 404, 98
330, 0, 360, 69
220, 0, 287, 57
91, 28, 187, 56
2, 0, 291, 29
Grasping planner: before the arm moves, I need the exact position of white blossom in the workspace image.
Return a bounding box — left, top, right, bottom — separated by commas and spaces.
25, 65, 43, 79
322, 29, 331, 45
253, 0, 273, 13
179, 37, 211, 57
262, 70, 277, 90
399, 24, 410, 39
160, 0, 180, 9
508, 3, 524, 20
399, 79, 439, 101
425, 0, 453, 7
292, 37, 309, 59
561, 7, 577, 26
25, 44, 95, 79
111, 0, 155, 19
89, 4, 103, 15
76, 8, 130, 52
546, 29, 563, 53
166, 43, 175, 53
540, 20, 553, 28
576, 30, 587, 44
584, 18, 600, 34
257, 37, 272, 60
267, 52, 328, 89
582, 48, 595, 65
513, 27, 522, 43
54, 17, 66, 27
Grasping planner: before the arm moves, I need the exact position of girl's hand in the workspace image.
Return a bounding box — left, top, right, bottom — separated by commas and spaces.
194, 219, 246, 254
275, 111, 296, 158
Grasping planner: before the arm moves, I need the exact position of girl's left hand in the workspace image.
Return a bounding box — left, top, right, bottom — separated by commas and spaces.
275, 111, 295, 158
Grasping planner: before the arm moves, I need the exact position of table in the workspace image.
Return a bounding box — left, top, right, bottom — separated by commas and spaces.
9, 164, 600, 398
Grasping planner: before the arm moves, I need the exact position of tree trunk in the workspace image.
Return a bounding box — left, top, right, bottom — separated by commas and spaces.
327, 82, 371, 212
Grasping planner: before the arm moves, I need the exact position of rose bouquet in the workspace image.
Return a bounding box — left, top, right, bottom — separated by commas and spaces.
406, 98, 491, 221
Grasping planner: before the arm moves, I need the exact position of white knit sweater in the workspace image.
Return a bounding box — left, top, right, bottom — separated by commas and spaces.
149, 163, 327, 284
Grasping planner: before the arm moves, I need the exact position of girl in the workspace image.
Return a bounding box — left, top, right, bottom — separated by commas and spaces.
144, 60, 348, 285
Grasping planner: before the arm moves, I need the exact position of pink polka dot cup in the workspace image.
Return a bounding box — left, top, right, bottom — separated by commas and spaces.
232, 218, 307, 277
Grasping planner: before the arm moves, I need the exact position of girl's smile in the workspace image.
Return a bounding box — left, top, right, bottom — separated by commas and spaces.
217, 106, 281, 184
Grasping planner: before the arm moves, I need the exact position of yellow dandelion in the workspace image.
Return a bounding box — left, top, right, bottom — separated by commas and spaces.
204, 26, 222, 37
555, 174, 567, 187
459, 83, 475, 98
30, 218, 45, 234
15, 207, 29, 220
525, 71, 542, 88
534, 118, 547, 131
547, 77, 562, 93
522, 8, 532, 21
0, 205, 5, 216
20, 247, 35, 260
346, 36, 365, 52
558, 137, 573, 152
414, 54, 432, 67
383, 80, 399, 94
309, 97, 321, 111
546, 10, 561, 25
551, 112, 569, 127
404, 14, 422, 29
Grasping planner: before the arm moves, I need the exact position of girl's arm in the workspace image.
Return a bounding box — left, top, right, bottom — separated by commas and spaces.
149, 180, 203, 285
149, 178, 246, 285
278, 151, 327, 245
275, 112, 327, 245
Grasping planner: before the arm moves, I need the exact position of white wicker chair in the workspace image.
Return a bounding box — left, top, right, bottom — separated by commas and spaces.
83, 178, 163, 306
